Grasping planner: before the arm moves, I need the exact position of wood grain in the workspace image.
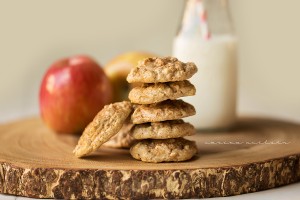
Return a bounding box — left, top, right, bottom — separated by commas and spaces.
0, 117, 299, 199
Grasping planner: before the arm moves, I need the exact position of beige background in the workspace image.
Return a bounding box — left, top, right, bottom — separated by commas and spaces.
0, 0, 300, 123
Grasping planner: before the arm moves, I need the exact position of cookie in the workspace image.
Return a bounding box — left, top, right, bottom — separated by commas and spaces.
128, 80, 196, 104
103, 122, 135, 149
130, 138, 198, 163
127, 57, 197, 83
73, 101, 132, 158
131, 120, 195, 140
131, 99, 196, 124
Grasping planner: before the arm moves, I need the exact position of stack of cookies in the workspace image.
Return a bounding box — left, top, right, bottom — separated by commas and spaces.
127, 57, 198, 163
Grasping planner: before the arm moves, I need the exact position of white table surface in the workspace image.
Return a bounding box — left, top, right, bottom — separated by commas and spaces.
1, 182, 299, 199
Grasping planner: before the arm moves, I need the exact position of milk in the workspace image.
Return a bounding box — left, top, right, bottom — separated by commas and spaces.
173, 35, 237, 130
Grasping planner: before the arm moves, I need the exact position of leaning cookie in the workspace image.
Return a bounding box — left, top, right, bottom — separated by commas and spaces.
127, 57, 197, 83
103, 122, 135, 149
131, 99, 196, 124
128, 80, 196, 104
131, 120, 195, 140
73, 101, 132, 158
130, 138, 198, 163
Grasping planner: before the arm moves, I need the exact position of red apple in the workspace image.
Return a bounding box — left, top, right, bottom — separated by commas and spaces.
39, 55, 113, 134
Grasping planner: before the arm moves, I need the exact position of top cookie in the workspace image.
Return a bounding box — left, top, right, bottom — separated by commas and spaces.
73, 101, 133, 158
127, 57, 198, 83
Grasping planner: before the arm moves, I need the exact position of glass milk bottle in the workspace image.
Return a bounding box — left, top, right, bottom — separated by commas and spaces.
173, 0, 237, 130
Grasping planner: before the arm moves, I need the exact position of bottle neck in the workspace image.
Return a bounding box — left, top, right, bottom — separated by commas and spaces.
178, 0, 233, 39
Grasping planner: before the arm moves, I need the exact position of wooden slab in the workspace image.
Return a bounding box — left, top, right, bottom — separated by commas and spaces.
0, 117, 299, 199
